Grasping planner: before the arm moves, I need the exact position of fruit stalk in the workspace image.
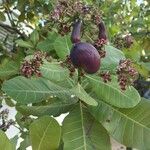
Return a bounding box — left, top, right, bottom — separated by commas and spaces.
71, 20, 82, 44
98, 21, 107, 41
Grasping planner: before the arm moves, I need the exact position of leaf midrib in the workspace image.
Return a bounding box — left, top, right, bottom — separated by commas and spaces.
3, 89, 69, 93
37, 119, 52, 150
80, 103, 87, 150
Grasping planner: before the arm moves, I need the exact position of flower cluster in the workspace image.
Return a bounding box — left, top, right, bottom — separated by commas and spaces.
0, 109, 15, 132
124, 35, 134, 48
117, 59, 138, 90
20, 51, 46, 78
50, 0, 101, 36
51, 1, 92, 21
113, 34, 134, 49
100, 71, 111, 83
94, 38, 107, 49
58, 23, 71, 36
98, 50, 106, 58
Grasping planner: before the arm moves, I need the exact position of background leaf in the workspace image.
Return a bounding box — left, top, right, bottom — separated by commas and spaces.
86, 75, 140, 108
40, 61, 70, 82
101, 45, 125, 72
54, 35, 72, 59
37, 32, 58, 52
0, 58, 19, 79
30, 116, 61, 150
62, 103, 111, 150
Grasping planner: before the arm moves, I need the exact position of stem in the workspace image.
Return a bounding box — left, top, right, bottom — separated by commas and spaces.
78, 69, 82, 84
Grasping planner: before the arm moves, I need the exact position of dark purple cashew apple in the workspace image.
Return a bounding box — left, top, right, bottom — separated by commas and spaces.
70, 20, 100, 74
98, 21, 107, 41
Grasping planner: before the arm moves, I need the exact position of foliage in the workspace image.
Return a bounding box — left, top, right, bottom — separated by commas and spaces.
0, 0, 150, 150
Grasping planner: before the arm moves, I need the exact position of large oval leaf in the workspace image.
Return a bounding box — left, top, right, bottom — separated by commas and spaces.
40, 61, 70, 82
89, 98, 150, 150
86, 75, 140, 108
29, 116, 61, 150
0, 130, 15, 150
0, 58, 19, 79
2, 76, 73, 104
62, 103, 111, 150
2, 76, 97, 106
101, 45, 125, 72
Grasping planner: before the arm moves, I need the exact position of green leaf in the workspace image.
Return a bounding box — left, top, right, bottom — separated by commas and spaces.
89, 98, 150, 150
86, 75, 140, 108
72, 84, 98, 106
2, 76, 97, 106
0, 12, 6, 21
17, 99, 76, 117
5, 98, 15, 107
16, 39, 34, 49
30, 116, 61, 150
0, 130, 14, 150
123, 42, 141, 61
56, 77, 77, 89
2, 76, 73, 104
37, 39, 53, 51
101, 45, 125, 72
30, 29, 39, 46
15, 112, 29, 129
54, 35, 72, 59
62, 103, 111, 150
40, 61, 70, 82
140, 62, 150, 71
0, 58, 19, 79
37, 31, 58, 52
